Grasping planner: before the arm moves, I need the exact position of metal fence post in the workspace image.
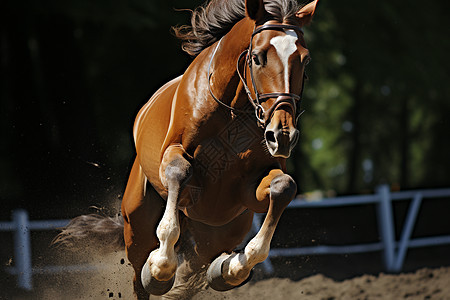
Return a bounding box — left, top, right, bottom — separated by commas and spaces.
376, 184, 396, 272
393, 193, 423, 272
13, 209, 33, 290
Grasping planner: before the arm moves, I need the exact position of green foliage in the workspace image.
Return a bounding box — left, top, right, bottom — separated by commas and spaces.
293, 0, 450, 193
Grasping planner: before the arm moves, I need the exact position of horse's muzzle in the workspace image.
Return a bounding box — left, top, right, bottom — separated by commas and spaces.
264, 126, 299, 158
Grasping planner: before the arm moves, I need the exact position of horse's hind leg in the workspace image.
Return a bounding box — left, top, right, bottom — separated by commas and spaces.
207, 169, 296, 290
122, 159, 164, 299
189, 210, 254, 264
141, 144, 192, 295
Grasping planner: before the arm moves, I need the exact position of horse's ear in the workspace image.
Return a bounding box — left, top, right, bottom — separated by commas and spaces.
246, 0, 266, 21
296, 0, 319, 27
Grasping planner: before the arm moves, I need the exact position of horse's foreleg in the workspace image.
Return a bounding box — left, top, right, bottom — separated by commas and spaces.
141, 144, 192, 295
207, 169, 296, 290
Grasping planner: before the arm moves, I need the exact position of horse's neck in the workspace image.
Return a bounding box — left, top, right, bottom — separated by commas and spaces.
221, 18, 254, 61
211, 18, 254, 109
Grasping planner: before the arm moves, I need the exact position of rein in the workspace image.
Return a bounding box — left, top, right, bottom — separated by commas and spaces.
208, 23, 306, 127
207, 38, 252, 114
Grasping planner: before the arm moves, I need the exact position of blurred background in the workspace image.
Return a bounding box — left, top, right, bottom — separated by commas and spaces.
1, 0, 449, 220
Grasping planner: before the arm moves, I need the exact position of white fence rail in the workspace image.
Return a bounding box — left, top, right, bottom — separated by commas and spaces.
1, 184, 450, 291
0, 211, 71, 290
256, 185, 450, 273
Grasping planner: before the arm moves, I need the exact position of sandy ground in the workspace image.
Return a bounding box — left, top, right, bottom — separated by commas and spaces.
4, 252, 450, 300
213, 267, 450, 300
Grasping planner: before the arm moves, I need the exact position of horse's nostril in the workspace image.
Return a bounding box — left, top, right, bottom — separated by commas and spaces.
265, 131, 276, 144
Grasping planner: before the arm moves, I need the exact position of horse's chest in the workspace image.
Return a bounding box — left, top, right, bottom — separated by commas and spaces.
193, 115, 263, 184
180, 116, 271, 225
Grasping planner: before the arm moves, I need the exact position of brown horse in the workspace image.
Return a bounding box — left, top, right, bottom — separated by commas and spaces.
56, 0, 318, 298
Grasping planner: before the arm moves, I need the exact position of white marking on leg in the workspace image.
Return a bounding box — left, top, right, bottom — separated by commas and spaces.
148, 193, 180, 280
270, 30, 298, 91
224, 223, 277, 285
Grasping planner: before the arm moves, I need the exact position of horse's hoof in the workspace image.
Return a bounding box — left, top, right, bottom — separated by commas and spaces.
206, 254, 253, 291
141, 264, 175, 295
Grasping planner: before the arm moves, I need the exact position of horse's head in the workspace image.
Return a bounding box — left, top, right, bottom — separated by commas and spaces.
244, 0, 318, 158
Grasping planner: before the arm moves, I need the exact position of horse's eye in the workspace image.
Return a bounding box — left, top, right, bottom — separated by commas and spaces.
252, 53, 261, 66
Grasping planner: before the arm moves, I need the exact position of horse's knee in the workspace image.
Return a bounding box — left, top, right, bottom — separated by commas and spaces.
270, 174, 297, 204
164, 157, 193, 189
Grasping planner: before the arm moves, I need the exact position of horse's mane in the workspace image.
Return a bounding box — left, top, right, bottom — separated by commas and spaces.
172, 0, 302, 56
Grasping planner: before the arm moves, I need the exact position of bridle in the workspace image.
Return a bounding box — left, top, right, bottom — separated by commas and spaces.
208, 23, 306, 128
